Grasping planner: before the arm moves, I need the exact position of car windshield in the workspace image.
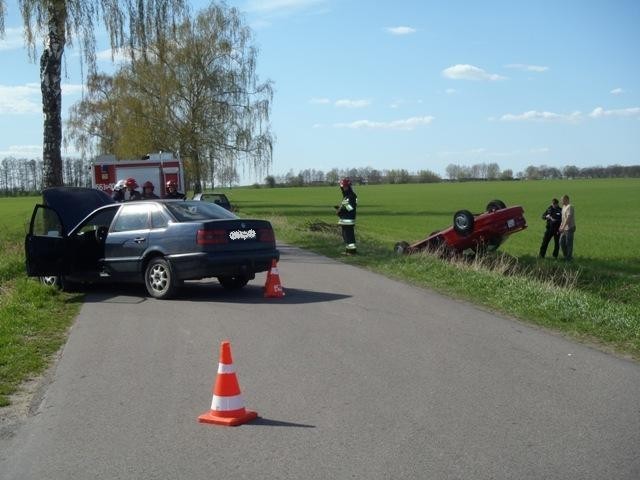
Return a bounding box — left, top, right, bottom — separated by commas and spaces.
165, 201, 237, 222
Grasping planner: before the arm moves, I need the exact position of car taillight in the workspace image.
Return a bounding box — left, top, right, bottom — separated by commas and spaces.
197, 229, 228, 245
258, 228, 275, 243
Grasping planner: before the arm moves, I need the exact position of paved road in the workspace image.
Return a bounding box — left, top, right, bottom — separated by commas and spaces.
1, 246, 639, 479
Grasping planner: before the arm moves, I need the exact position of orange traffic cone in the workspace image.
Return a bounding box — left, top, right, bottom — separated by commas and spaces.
198, 341, 258, 426
264, 259, 285, 298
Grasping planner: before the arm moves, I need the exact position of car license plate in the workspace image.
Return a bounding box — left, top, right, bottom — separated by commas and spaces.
229, 229, 257, 240
507, 219, 515, 228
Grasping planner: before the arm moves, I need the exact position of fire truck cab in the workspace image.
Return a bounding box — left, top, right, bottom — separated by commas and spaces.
91, 152, 185, 197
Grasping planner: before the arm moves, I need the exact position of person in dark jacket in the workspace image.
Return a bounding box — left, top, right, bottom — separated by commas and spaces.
335, 177, 357, 255
141, 181, 159, 199
538, 198, 562, 258
163, 180, 186, 199
112, 179, 126, 202
124, 177, 142, 201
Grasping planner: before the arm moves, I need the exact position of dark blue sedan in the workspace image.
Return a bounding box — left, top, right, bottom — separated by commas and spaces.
25, 187, 279, 299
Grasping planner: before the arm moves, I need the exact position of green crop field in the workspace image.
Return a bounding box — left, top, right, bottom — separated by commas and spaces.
222, 178, 640, 358
226, 178, 640, 269
1, 178, 638, 407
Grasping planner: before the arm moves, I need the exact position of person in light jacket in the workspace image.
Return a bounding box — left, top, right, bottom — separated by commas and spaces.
559, 194, 576, 261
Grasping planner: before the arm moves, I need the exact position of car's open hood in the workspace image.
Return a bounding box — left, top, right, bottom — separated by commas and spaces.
42, 187, 115, 234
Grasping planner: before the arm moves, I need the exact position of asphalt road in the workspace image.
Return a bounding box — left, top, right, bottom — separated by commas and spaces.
1, 245, 639, 479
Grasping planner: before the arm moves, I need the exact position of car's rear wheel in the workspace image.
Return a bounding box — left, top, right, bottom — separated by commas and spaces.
453, 210, 474, 236
144, 257, 178, 299
486, 199, 507, 212
394, 241, 410, 255
218, 275, 250, 290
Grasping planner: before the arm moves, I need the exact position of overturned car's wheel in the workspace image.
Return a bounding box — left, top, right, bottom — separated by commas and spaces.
394, 241, 410, 255
486, 199, 507, 212
145, 257, 178, 299
453, 210, 474, 236
218, 275, 250, 290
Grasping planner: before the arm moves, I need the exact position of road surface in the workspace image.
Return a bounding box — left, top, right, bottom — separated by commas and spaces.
1, 245, 639, 479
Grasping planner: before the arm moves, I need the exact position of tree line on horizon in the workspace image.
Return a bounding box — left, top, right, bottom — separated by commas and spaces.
261, 163, 640, 188
1, 157, 638, 196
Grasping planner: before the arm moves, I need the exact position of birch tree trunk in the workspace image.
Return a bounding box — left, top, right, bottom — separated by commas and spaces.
40, 1, 66, 188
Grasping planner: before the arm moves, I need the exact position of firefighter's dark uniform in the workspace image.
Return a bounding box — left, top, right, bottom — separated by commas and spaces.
163, 191, 186, 199
539, 203, 562, 258
337, 187, 357, 254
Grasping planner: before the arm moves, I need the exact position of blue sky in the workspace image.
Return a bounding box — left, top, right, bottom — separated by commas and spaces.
1, 0, 639, 183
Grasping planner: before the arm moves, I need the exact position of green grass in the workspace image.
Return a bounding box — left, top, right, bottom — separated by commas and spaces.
221, 178, 640, 357
1, 179, 638, 406
0, 197, 81, 407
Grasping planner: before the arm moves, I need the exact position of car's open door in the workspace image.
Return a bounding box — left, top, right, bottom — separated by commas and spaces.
25, 205, 70, 277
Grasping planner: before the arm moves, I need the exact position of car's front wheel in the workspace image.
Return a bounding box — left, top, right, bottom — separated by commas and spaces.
486, 199, 507, 212
394, 241, 410, 255
39, 275, 78, 292
218, 275, 250, 290
453, 210, 475, 236
144, 257, 178, 299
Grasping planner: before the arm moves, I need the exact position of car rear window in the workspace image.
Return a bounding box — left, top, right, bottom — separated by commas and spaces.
165, 201, 237, 222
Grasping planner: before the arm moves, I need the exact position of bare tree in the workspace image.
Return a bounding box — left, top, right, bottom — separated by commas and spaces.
0, 0, 187, 187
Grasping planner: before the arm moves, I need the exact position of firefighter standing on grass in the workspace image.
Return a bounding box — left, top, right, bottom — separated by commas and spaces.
335, 177, 358, 255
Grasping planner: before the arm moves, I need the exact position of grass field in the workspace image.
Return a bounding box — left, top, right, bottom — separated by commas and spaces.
0, 197, 81, 407
0, 178, 638, 406
222, 178, 640, 356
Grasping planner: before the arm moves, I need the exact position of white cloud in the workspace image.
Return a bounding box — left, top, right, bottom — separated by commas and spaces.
334, 99, 371, 108
96, 47, 131, 64
589, 106, 640, 118
0, 145, 42, 158
333, 115, 434, 130
245, 0, 326, 14
385, 26, 416, 35
309, 97, 330, 104
0, 27, 24, 51
498, 110, 582, 122
62, 83, 84, 95
497, 106, 640, 122
442, 64, 506, 81
609, 88, 624, 96
505, 63, 549, 72
445, 88, 456, 95
0, 84, 41, 114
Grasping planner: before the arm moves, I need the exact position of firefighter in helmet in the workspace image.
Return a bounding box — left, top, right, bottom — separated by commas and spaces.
334, 177, 357, 255
163, 179, 185, 199
123, 177, 142, 201
141, 181, 159, 199
112, 179, 126, 202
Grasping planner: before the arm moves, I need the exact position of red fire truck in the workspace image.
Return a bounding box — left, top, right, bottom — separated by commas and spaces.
91, 152, 185, 197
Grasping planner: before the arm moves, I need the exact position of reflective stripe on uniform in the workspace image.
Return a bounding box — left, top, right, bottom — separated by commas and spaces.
338, 219, 355, 225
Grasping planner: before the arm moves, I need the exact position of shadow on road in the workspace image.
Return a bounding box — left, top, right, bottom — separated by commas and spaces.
78, 282, 349, 305
249, 418, 316, 428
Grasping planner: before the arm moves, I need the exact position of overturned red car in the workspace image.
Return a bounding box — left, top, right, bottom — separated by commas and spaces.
394, 199, 527, 256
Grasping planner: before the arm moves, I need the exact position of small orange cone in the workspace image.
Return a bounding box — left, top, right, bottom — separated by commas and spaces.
264, 259, 285, 298
198, 341, 258, 426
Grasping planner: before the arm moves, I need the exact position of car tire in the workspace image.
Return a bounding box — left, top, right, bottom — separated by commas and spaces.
218, 275, 250, 290
394, 241, 410, 255
486, 199, 507, 212
40, 275, 61, 288
144, 257, 178, 299
40, 275, 78, 292
453, 210, 474, 236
